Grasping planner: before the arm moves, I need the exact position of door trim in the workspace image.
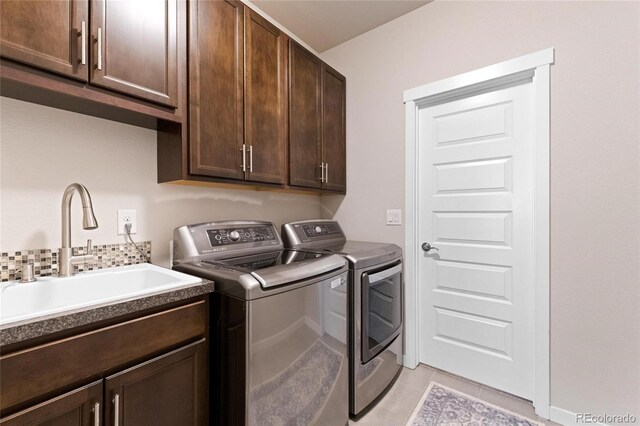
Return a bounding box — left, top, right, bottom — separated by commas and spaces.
403, 48, 553, 418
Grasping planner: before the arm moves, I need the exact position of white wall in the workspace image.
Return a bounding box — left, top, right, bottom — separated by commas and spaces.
321, 0, 640, 420
0, 97, 321, 266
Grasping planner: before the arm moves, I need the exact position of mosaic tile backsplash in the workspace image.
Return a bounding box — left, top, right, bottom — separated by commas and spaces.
0, 241, 151, 282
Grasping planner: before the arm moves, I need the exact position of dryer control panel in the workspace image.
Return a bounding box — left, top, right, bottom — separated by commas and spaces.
282, 220, 347, 248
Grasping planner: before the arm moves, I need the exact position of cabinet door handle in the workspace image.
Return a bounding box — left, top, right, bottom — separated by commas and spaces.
248, 145, 253, 172
325, 163, 329, 184
113, 394, 119, 426
81, 20, 86, 66
93, 402, 100, 426
97, 27, 103, 70
319, 162, 325, 182
240, 144, 246, 172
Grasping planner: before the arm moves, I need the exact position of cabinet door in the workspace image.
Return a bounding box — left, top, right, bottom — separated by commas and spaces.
0, 380, 102, 426
244, 8, 288, 184
90, 0, 178, 107
322, 64, 347, 193
0, 0, 88, 81
189, 0, 244, 180
288, 41, 322, 189
105, 340, 207, 426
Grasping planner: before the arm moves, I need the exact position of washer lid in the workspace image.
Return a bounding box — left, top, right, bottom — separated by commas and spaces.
206, 250, 346, 288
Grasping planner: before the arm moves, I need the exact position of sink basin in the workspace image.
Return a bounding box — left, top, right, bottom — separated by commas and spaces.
0, 264, 202, 327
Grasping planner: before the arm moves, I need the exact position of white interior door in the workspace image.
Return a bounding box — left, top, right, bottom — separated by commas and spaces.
418, 82, 534, 399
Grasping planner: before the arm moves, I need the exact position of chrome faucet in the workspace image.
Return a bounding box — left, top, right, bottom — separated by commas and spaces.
59, 183, 99, 277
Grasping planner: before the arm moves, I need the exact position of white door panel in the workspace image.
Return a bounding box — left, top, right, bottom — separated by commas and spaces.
434, 212, 513, 245
433, 243, 514, 266
434, 157, 512, 193
429, 139, 514, 166
432, 193, 513, 212
433, 101, 512, 146
434, 260, 512, 300
418, 83, 534, 399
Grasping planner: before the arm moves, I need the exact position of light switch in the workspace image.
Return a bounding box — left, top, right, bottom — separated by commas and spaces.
386, 209, 402, 226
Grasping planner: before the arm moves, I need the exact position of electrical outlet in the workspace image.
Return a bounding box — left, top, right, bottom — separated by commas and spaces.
386, 209, 402, 226
118, 210, 137, 235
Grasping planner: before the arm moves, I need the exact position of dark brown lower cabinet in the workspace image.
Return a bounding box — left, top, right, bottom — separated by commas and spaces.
105, 340, 207, 426
1, 341, 206, 426
0, 300, 208, 425
0, 381, 102, 426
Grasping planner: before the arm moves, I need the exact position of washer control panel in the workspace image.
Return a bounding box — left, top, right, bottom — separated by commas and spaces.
173, 220, 282, 261
206, 225, 277, 247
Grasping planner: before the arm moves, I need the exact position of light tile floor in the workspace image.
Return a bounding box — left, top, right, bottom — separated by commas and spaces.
350, 364, 562, 426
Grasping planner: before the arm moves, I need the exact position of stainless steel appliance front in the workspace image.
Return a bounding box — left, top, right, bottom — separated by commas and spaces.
352, 260, 403, 415
282, 220, 404, 416
211, 270, 349, 426
172, 220, 349, 425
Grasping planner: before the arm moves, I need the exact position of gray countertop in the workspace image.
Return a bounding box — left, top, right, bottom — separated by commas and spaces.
0, 279, 214, 347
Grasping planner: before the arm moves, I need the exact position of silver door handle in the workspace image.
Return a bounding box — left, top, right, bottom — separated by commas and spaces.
324, 163, 328, 184
113, 394, 119, 426
249, 145, 253, 172
421, 242, 439, 252
81, 20, 86, 65
320, 162, 325, 182
93, 402, 100, 426
241, 144, 246, 172
97, 27, 103, 70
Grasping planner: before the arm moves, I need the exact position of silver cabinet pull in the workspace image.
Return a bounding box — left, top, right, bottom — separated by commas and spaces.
324, 163, 329, 184
81, 20, 86, 65
93, 402, 100, 426
240, 144, 246, 172
248, 145, 253, 172
113, 394, 119, 426
97, 27, 103, 70
319, 162, 325, 182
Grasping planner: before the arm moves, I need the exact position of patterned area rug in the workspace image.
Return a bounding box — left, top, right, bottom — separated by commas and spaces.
249, 339, 343, 426
407, 382, 543, 426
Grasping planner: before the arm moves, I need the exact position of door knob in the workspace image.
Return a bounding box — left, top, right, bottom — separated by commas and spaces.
421, 242, 439, 252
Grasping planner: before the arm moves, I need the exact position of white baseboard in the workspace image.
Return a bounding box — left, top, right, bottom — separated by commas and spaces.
549, 405, 607, 426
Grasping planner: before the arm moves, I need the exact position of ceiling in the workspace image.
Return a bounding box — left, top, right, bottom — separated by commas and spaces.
251, 0, 431, 53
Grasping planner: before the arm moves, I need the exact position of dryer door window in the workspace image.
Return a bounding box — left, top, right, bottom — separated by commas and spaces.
361, 263, 403, 363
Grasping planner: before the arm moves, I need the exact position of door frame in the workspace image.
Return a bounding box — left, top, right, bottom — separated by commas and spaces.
403, 48, 554, 417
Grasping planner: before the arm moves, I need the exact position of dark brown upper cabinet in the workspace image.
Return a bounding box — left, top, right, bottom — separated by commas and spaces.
321, 64, 347, 192
289, 41, 346, 193
188, 1, 288, 185
90, 0, 178, 107
289, 41, 323, 189
0, 0, 89, 81
0, 0, 182, 126
244, 8, 288, 185
188, 0, 244, 180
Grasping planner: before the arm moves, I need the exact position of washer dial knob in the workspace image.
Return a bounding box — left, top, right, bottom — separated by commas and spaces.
228, 230, 241, 241
314, 226, 323, 234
